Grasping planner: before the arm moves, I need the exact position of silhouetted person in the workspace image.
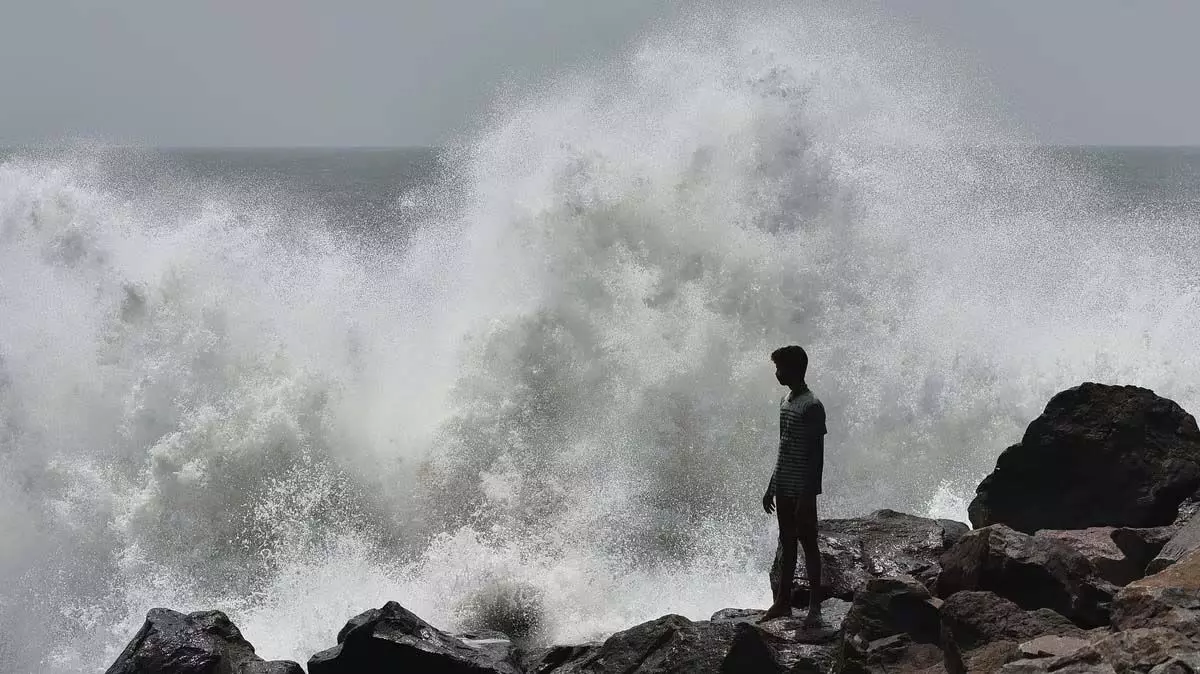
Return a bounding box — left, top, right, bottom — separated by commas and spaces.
760, 345, 826, 624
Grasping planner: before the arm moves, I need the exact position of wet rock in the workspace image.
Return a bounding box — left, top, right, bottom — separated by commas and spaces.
936, 524, 1115, 627
970, 383, 1200, 533
522, 644, 597, 674
711, 598, 851, 637
545, 614, 737, 674
105, 608, 303, 674
838, 577, 945, 673
711, 601, 849, 672
771, 509, 969, 606
718, 622, 839, 674
719, 623, 786, 674
307, 601, 520, 674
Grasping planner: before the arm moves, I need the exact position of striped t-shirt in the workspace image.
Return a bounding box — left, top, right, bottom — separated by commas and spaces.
770, 387, 827, 498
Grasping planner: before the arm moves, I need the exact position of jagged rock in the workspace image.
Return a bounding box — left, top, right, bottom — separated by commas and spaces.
970, 383, 1200, 533
1113, 549, 1200, 638
939, 591, 1085, 655
522, 644, 597, 674
1152, 516, 1200, 574
719, 623, 786, 674
718, 622, 839, 674
307, 601, 520, 674
1151, 653, 1200, 673
939, 591, 1085, 673
711, 598, 851, 638
710, 600, 850, 672
936, 524, 1115, 627
1114, 526, 1177, 576
838, 577, 945, 673
771, 509, 969, 605
105, 608, 303, 674
1000, 628, 1198, 673
543, 614, 737, 674
1034, 528, 1134, 586
1075, 628, 1196, 672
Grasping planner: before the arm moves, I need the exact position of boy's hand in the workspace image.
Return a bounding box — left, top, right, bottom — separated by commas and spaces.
763, 490, 775, 514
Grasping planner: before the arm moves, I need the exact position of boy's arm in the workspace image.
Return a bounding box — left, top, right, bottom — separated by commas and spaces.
763, 461, 778, 513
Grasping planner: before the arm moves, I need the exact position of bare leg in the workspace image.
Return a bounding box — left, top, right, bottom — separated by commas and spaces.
797, 494, 823, 626
761, 495, 798, 621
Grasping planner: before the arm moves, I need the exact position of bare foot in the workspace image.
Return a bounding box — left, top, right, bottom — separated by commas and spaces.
802, 606, 823, 627
758, 601, 793, 623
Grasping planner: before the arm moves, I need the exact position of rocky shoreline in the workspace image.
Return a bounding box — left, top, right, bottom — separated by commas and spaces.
105, 383, 1200, 673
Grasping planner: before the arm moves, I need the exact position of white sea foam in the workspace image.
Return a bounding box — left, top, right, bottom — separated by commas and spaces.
3, 3, 1200, 671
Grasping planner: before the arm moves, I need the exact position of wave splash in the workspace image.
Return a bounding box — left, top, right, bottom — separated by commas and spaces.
2, 3, 1199, 671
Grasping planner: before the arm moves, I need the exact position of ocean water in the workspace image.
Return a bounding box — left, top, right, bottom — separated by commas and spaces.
4, 4, 1200, 672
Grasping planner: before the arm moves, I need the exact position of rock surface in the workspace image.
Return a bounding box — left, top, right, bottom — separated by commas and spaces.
771, 509, 969, 605
1035, 527, 1148, 587
1004, 628, 1199, 673
939, 590, 1084, 654
105, 609, 303, 674
1113, 549, 1200, 639
1113, 525, 1177, 576
936, 524, 1115, 627
540, 614, 737, 674
1152, 516, 1200, 574
838, 577, 945, 674
307, 601, 521, 674
1151, 653, 1200, 673
523, 645, 597, 674
970, 383, 1200, 533
1016, 634, 1090, 658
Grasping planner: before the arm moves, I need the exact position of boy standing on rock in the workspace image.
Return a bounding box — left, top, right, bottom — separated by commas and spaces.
761, 345, 827, 625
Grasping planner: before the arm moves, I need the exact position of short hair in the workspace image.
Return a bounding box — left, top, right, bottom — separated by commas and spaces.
771, 345, 809, 377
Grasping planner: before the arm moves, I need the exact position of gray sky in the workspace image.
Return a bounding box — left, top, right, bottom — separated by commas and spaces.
2, 0, 1198, 146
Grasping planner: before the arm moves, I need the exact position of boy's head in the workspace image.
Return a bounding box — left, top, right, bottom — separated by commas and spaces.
771, 345, 808, 386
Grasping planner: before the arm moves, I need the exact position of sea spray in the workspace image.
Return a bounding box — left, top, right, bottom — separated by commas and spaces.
3, 3, 1200, 672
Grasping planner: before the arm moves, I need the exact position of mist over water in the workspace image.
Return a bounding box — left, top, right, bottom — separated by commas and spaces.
3, 3, 1200, 671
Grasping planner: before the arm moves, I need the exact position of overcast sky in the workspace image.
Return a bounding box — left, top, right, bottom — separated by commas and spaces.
2, 1, 1198, 147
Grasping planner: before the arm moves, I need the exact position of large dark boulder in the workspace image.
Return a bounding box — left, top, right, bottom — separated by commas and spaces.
771, 510, 969, 605
936, 524, 1115, 628
307, 601, 520, 674
970, 383, 1200, 533
838, 577, 945, 673
105, 609, 303, 674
